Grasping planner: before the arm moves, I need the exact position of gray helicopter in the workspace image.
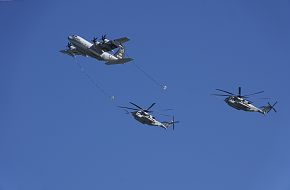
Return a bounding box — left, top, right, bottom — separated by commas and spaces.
118, 102, 178, 130
212, 87, 277, 115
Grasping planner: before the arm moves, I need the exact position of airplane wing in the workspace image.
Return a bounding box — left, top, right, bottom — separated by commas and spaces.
93, 37, 130, 52
59, 48, 84, 57
105, 58, 134, 65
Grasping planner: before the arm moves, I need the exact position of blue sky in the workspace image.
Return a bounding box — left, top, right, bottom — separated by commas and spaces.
0, 0, 289, 189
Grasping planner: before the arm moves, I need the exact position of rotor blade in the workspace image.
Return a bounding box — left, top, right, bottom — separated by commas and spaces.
173, 116, 175, 130
129, 102, 144, 110
271, 101, 277, 112
211, 94, 230, 96
159, 108, 173, 111
238, 87, 241, 96
158, 113, 172, 117
118, 106, 139, 111
255, 97, 272, 100
146, 103, 156, 111
215, 89, 235, 95
243, 91, 264, 97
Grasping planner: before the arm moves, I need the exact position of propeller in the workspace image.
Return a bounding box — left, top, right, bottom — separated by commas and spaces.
92, 37, 98, 44
67, 42, 72, 49
101, 34, 107, 42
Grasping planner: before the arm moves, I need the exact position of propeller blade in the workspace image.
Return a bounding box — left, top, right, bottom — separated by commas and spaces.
129, 102, 144, 110
273, 101, 278, 107
102, 34, 107, 41
215, 89, 235, 95
238, 87, 241, 97
67, 42, 72, 49
92, 37, 98, 44
146, 103, 156, 111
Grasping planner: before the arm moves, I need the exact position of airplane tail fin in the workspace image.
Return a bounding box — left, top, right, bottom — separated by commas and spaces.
261, 101, 278, 114
114, 44, 125, 59
162, 116, 179, 130
105, 45, 134, 65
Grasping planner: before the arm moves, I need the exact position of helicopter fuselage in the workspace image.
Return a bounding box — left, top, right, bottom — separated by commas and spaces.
132, 111, 166, 129
225, 96, 263, 114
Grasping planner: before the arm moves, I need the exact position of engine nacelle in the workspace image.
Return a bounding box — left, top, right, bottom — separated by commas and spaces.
101, 52, 118, 61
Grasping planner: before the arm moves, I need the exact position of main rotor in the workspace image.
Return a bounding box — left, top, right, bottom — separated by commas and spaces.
212, 87, 264, 99
118, 102, 156, 113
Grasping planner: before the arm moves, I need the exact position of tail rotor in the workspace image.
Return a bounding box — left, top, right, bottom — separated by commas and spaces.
262, 101, 278, 114
268, 101, 278, 113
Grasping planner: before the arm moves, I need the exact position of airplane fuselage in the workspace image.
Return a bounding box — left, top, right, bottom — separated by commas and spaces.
68, 35, 118, 62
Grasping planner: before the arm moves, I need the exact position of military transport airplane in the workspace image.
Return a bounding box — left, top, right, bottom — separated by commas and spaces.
60, 34, 133, 65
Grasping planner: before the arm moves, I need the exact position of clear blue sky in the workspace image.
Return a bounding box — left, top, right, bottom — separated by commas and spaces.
0, 0, 289, 189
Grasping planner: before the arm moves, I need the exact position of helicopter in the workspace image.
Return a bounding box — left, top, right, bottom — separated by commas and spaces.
212, 87, 277, 115
118, 102, 179, 130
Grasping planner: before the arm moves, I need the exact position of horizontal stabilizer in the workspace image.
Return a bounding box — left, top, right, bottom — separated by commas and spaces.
114, 37, 130, 44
